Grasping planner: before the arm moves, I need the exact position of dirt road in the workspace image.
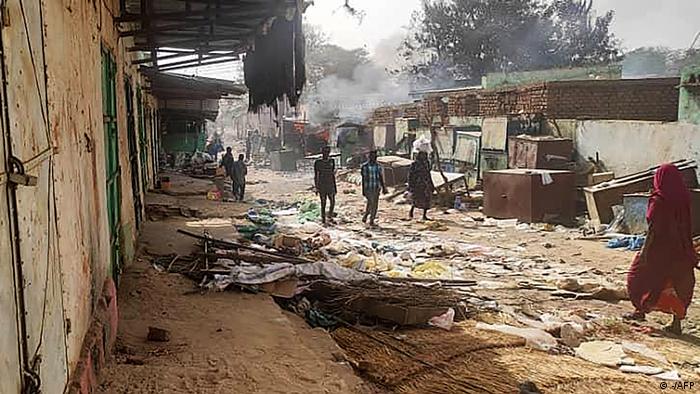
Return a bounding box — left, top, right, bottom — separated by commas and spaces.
97, 187, 370, 393
98, 167, 700, 393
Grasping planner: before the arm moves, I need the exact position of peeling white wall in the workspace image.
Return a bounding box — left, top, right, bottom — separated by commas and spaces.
574, 120, 700, 178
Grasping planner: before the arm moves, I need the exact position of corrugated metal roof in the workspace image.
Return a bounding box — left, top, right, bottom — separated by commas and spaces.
141, 68, 246, 99
120, 0, 295, 70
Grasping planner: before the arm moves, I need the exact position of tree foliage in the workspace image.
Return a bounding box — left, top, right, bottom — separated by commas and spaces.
403, 0, 622, 86
622, 46, 700, 77
304, 23, 369, 89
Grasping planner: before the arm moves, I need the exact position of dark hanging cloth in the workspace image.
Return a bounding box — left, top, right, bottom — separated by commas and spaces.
244, 7, 306, 113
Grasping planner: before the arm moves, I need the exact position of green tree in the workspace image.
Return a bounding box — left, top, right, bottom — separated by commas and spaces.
403, 0, 621, 86
304, 23, 369, 88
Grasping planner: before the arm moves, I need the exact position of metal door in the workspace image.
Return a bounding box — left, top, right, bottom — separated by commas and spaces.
102, 49, 122, 282
124, 78, 142, 228
1, 0, 68, 392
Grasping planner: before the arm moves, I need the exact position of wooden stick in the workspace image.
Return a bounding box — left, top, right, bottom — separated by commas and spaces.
177, 229, 313, 264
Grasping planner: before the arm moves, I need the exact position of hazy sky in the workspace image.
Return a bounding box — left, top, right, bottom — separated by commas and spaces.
179, 0, 700, 79
304, 0, 700, 56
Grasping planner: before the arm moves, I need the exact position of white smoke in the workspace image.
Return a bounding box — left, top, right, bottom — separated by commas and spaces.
306, 31, 412, 124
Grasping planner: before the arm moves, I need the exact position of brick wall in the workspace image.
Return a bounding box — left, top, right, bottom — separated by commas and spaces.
366, 77, 680, 127
368, 102, 422, 126
544, 78, 680, 121
478, 84, 548, 117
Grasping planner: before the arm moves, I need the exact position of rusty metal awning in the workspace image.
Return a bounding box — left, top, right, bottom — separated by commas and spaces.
141, 69, 246, 99
120, 0, 296, 71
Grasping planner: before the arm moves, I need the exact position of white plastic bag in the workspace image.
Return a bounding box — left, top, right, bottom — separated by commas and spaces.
429, 308, 455, 331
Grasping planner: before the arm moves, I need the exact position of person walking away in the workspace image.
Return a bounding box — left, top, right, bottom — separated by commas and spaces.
408, 151, 435, 221
314, 146, 337, 224
625, 163, 698, 334
232, 154, 248, 201
361, 151, 387, 227
221, 147, 236, 194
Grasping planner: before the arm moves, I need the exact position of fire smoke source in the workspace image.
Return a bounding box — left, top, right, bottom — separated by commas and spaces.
307, 62, 410, 124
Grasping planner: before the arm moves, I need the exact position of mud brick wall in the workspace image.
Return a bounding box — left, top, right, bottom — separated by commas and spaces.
545, 78, 680, 121
423, 96, 448, 125
478, 84, 548, 117
368, 102, 422, 126
366, 77, 680, 127
446, 91, 480, 117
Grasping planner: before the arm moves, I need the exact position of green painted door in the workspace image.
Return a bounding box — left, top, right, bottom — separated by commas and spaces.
102, 48, 122, 282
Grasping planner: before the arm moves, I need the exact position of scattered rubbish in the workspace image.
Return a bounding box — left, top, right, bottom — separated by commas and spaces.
272, 234, 304, 256
560, 322, 585, 347
305, 231, 332, 250
607, 236, 645, 251
619, 365, 664, 375
411, 261, 448, 279
247, 208, 276, 226
475, 323, 557, 351
306, 308, 337, 328
428, 308, 455, 331
208, 261, 369, 290
621, 342, 669, 365
206, 190, 222, 201
652, 370, 682, 381
583, 159, 697, 224
575, 341, 626, 367
298, 200, 321, 223
272, 208, 298, 217
147, 327, 171, 342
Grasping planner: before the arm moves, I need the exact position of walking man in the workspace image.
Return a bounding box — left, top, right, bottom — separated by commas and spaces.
314, 146, 337, 224
221, 147, 236, 194
232, 154, 247, 201
361, 150, 387, 227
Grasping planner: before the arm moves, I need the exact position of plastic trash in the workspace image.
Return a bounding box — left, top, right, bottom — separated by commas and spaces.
652, 370, 682, 381
607, 237, 630, 249
428, 308, 455, 331
411, 260, 448, 279
620, 365, 664, 375
475, 323, 557, 351
575, 341, 626, 367
622, 342, 669, 365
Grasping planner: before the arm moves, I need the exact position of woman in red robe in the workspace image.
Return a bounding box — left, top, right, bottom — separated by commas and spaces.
626, 164, 698, 334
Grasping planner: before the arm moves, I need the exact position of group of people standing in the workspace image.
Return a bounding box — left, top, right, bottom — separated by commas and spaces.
314, 148, 435, 227
221, 147, 247, 201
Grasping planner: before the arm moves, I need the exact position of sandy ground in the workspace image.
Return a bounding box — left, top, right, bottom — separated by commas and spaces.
98, 164, 700, 393
96, 172, 373, 394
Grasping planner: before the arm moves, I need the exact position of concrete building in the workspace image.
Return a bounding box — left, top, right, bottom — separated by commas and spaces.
0, 1, 301, 393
